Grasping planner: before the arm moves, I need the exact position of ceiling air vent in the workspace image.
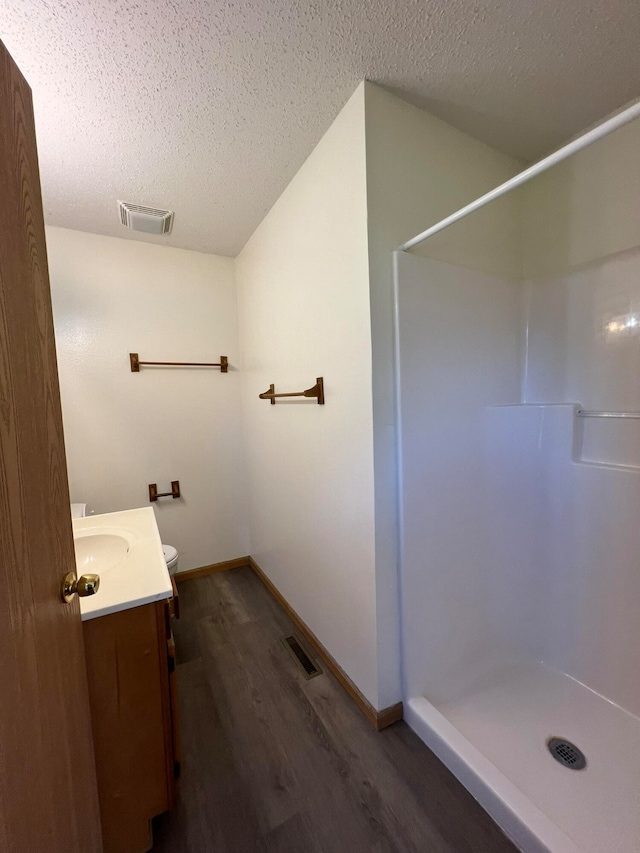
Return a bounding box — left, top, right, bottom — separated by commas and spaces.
117, 200, 174, 235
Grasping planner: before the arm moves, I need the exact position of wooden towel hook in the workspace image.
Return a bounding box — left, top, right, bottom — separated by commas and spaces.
259, 377, 324, 405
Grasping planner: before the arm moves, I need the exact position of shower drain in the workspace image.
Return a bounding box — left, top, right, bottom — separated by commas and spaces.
547, 737, 587, 770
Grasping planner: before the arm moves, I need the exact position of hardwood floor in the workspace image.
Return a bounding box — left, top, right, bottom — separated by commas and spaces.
152, 567, 517, 852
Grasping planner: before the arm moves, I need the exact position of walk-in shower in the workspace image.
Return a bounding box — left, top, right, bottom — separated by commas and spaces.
393, 100, 640, 852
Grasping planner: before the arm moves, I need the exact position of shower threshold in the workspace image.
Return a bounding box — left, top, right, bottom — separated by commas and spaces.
405, 661, 640, 852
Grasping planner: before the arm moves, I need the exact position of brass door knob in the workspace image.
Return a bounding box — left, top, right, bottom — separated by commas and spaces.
61, 571, 100, 603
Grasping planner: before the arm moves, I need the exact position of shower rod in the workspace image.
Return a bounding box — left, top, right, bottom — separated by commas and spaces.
398, 97, 640, 252
576, 409, 640, 419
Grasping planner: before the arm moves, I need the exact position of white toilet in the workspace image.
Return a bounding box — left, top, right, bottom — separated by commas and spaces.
162, 544, 179, 576
71, 502, 178, 576
71, 502, 93, 519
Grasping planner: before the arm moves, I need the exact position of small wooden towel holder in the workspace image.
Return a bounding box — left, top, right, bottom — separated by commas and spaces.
259, 377, 324, 405
130, 353, 228, 372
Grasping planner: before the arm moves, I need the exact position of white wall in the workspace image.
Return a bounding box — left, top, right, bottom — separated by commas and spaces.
47, 226, 248, 573
395, 252, 522, 702
235, 85, 381, 706
523, 118, 640, 279
363, 83, 523, 707
233, 83, 524, 710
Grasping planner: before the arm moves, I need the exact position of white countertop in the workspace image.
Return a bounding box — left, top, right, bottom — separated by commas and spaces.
73, 507, 173, 621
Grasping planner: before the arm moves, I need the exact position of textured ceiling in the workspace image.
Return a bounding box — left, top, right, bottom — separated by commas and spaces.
1, 1, 640, 257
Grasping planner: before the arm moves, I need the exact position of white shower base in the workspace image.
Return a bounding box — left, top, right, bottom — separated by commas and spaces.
405, 661, 640, 853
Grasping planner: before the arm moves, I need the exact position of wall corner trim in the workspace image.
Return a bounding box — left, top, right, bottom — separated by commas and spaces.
174, 556, 251, 582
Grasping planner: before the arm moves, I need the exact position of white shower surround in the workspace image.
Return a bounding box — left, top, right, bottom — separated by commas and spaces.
394, 244, 640, 851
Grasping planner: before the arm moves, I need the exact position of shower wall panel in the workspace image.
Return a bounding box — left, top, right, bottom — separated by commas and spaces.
523, 246, 640, 716
394, 251, 522, 701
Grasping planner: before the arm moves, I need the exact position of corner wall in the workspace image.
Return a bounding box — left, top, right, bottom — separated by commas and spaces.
363, 83, 523, 706
47, 227, 248, 572
235, 82, 525, 710
522, 117, 640, 279
235, 85, 381, 706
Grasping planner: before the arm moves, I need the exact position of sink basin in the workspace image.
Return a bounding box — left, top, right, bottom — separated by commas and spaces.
74, 532, 130, 573
72, 508, 172, 621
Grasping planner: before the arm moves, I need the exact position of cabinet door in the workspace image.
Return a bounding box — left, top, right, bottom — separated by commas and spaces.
83, 602, 173, 853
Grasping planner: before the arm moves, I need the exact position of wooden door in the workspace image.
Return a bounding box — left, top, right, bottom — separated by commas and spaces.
0, 40, 103, 852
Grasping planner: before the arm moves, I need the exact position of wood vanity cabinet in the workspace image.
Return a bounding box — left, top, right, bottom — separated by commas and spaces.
82, 598, 179, 853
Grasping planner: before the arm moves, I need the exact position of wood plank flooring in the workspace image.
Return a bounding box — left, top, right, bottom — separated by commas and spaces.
152, 567, 517, 852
